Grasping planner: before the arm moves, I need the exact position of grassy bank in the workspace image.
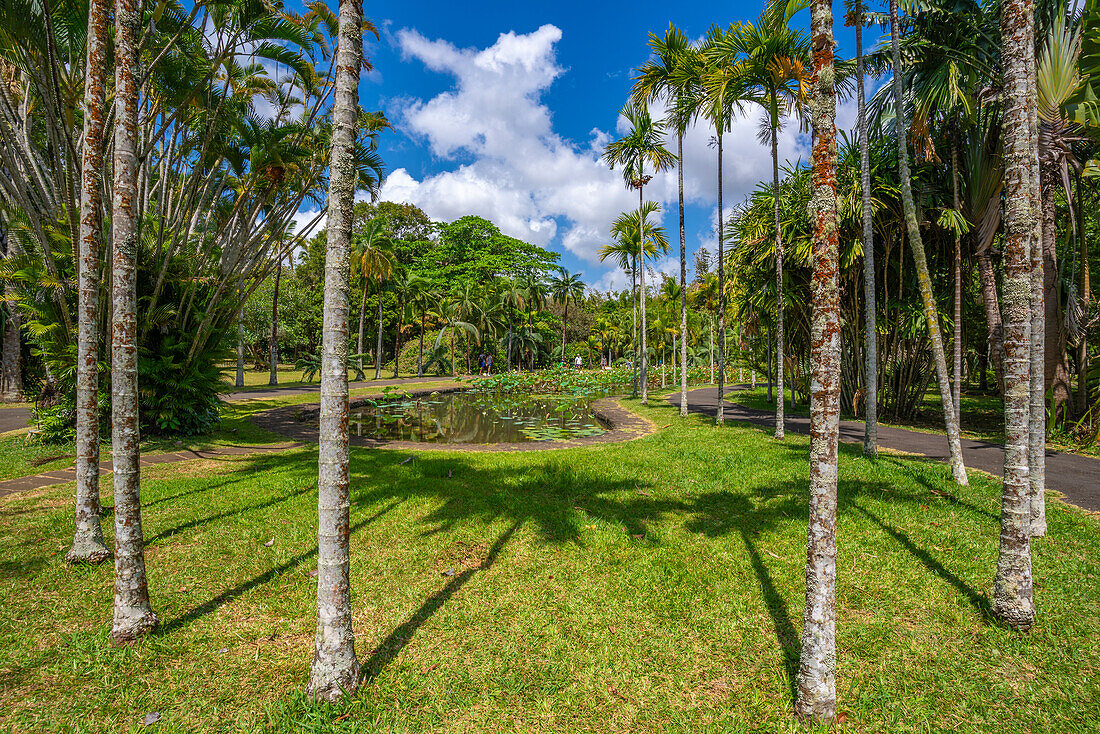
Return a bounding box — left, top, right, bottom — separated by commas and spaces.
0, 397, 1097, 733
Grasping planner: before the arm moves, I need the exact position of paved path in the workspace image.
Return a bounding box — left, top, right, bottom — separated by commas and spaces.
672, 386, 1100, 513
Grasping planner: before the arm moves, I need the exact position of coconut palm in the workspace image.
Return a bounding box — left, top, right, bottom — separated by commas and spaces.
66, 0, 110, 565
794, 0, 841, 719
635, 24, 696, 414
109, 0, 157, 645
308, 0, 364, 701
351, 219, 395, 379
549, 269, 586, 362
602, 102, 676, 405
888, 0, 968, 485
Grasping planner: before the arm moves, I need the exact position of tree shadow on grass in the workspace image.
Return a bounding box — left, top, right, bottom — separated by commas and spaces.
881, 457, 999, 523
144, 485, 311, 547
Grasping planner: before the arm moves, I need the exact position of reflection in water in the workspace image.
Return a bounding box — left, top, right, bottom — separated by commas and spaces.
348, 392, 609, 444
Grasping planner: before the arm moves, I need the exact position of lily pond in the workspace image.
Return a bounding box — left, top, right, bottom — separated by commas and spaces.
349, 391, 609, 444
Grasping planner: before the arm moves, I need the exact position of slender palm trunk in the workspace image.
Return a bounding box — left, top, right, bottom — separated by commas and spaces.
951, 145, 962, 424
110, 0, 157, 644
795, 0, 840, 719
716, 129, 726, 423
1027, 26, 1046, 537
857, 17, 878, 457
1077, 185, 1091, 411
631, 265, 638, 396
638, 185, 649, 405
393, 301, 402, 379
308, 0, 362, 699
67, 0, 110, 564
356, 282, 367, 377
236, 319, 245, 388
708, 313, 714, 384
889, 0, 968, 485
976, 248, 1005, 390
269, 257, 281, 386
418, 309, 425, 377
993, 0, 1036, 632
561, 302, 568, 361
771, 108, 785, 439
1, 293, 19, 401
374, 282, 383, 380
678, 130, 688, 415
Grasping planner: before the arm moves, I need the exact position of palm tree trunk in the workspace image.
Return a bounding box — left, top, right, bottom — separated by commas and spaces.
393, 301, 402, 379
308, 0, 362, 699
992, 0, 1036, 632
889, 0, 968, 485
708, 313, 714, 385
67, 0, 110, 565
638, 185, 649, 405
236, 319, 245, 388
1028, 36, 1047, 537
975, 248, 1005, 390
678, 130, 688, 415
356, 281, 367, 377
716, 129, 726, 423
375, 281, 383, 380
561, 302, 568, 361
418, 309, 425, 377
857, 14, 877, 457
631, 265, 638, 396
952, 144, 962, 424
269, 256, 281, 386
795, 1, 840, 719
1077, 180, 1091, 412
771, 107, 785, 440
1, 294, 19, 401
110, 0, 157, 644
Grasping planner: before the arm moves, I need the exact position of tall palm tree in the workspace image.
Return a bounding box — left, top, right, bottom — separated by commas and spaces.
450, 283, 483, 373
390, 272, 425, 378
707, 2, 811, 439
269, 251, 284, 385
846, 0, 879, 457
308, 0, 363, 700
992, 0, 1037, 633
549, 269, 586, 362
66, 0, 110, 565
413, 284, 437, 378
499, 278, 527, 371
635, 24, 696, 415
888, 0, 968, 485
599, 237, 640, 394
794, 0, 841, 719
351, 219, 395, 379
110, 0, 157, 645
602, 102, 676, 405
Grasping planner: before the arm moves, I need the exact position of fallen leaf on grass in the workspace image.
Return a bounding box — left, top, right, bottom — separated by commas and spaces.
142, 712, 161, 727
263, 537, 275, 547
333, 713, 350, 723
398, 457, 412, 465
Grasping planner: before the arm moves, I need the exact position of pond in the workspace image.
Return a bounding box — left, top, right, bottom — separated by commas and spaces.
349, 391, 609, 444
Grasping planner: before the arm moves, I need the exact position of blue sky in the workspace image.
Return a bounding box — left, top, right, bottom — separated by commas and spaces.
313, 1, 873, 291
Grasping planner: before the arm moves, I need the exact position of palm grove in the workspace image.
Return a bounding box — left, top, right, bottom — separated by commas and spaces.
0, 0, 1096, 722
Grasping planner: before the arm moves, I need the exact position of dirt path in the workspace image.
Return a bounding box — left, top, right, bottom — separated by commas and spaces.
673, 386, 1100, 513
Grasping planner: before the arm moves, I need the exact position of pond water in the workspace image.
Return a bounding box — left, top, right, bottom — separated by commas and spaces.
349, 391, 609, 444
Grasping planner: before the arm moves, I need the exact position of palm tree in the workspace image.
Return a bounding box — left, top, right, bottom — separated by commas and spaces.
351, 219, 395, 379
450, 283, 483, 373
66, 0, 110, 565
390, 272, 426, 378
602, 102, 676, 405
431, 298, 479, 376
599, 236, 640, 394
847, 0, 879, 457
109, 0, 157, 644
992, 0, 1037, 633
707, 2, 811, 439
307, 0, 363, 700
635, 24, 696, 415
499, 278, 526, 371
413, 284, 436, 377
269, 251, 284, 385
888, 0, 968, 485
794, 0, 841, 719
549, 269, 585, 362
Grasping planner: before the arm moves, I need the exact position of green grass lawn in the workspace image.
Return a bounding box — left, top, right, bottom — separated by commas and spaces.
1, 396, 1097, 733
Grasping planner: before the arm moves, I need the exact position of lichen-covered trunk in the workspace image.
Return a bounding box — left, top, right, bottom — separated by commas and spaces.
889, 0, 968, 485
716, 130, 726, 423
771, 115, 785, 440
110, 0, 157, 644
795, 1, 840, 720
269, 258, 281, 386
236, 320, 245, 388
678, 131, 689, 416
638, 185, 649, 405
67, 0, 110, 565
975, 247, 1005, 391
709, 314, 714, 385
1028, 25, 1047, 537
357, 282, 367, 376
856, 19, 878, 458
307, 0, 362, 700
952, 145, 962, 425
993, 0, 1036, 631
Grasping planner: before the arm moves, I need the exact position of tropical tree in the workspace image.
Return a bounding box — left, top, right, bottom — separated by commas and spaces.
307, 0, 364, 700
550, 269, 586, 362
270, 251, 285, 385
391, 271, 426, 377
794, 0, 841, 719
66, 0, 110, 565
109, 0, 157, 645
635, 24, 696, 414
888, 0, 968, 485
602, 102, 676, 405
351, 219, 395, 379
